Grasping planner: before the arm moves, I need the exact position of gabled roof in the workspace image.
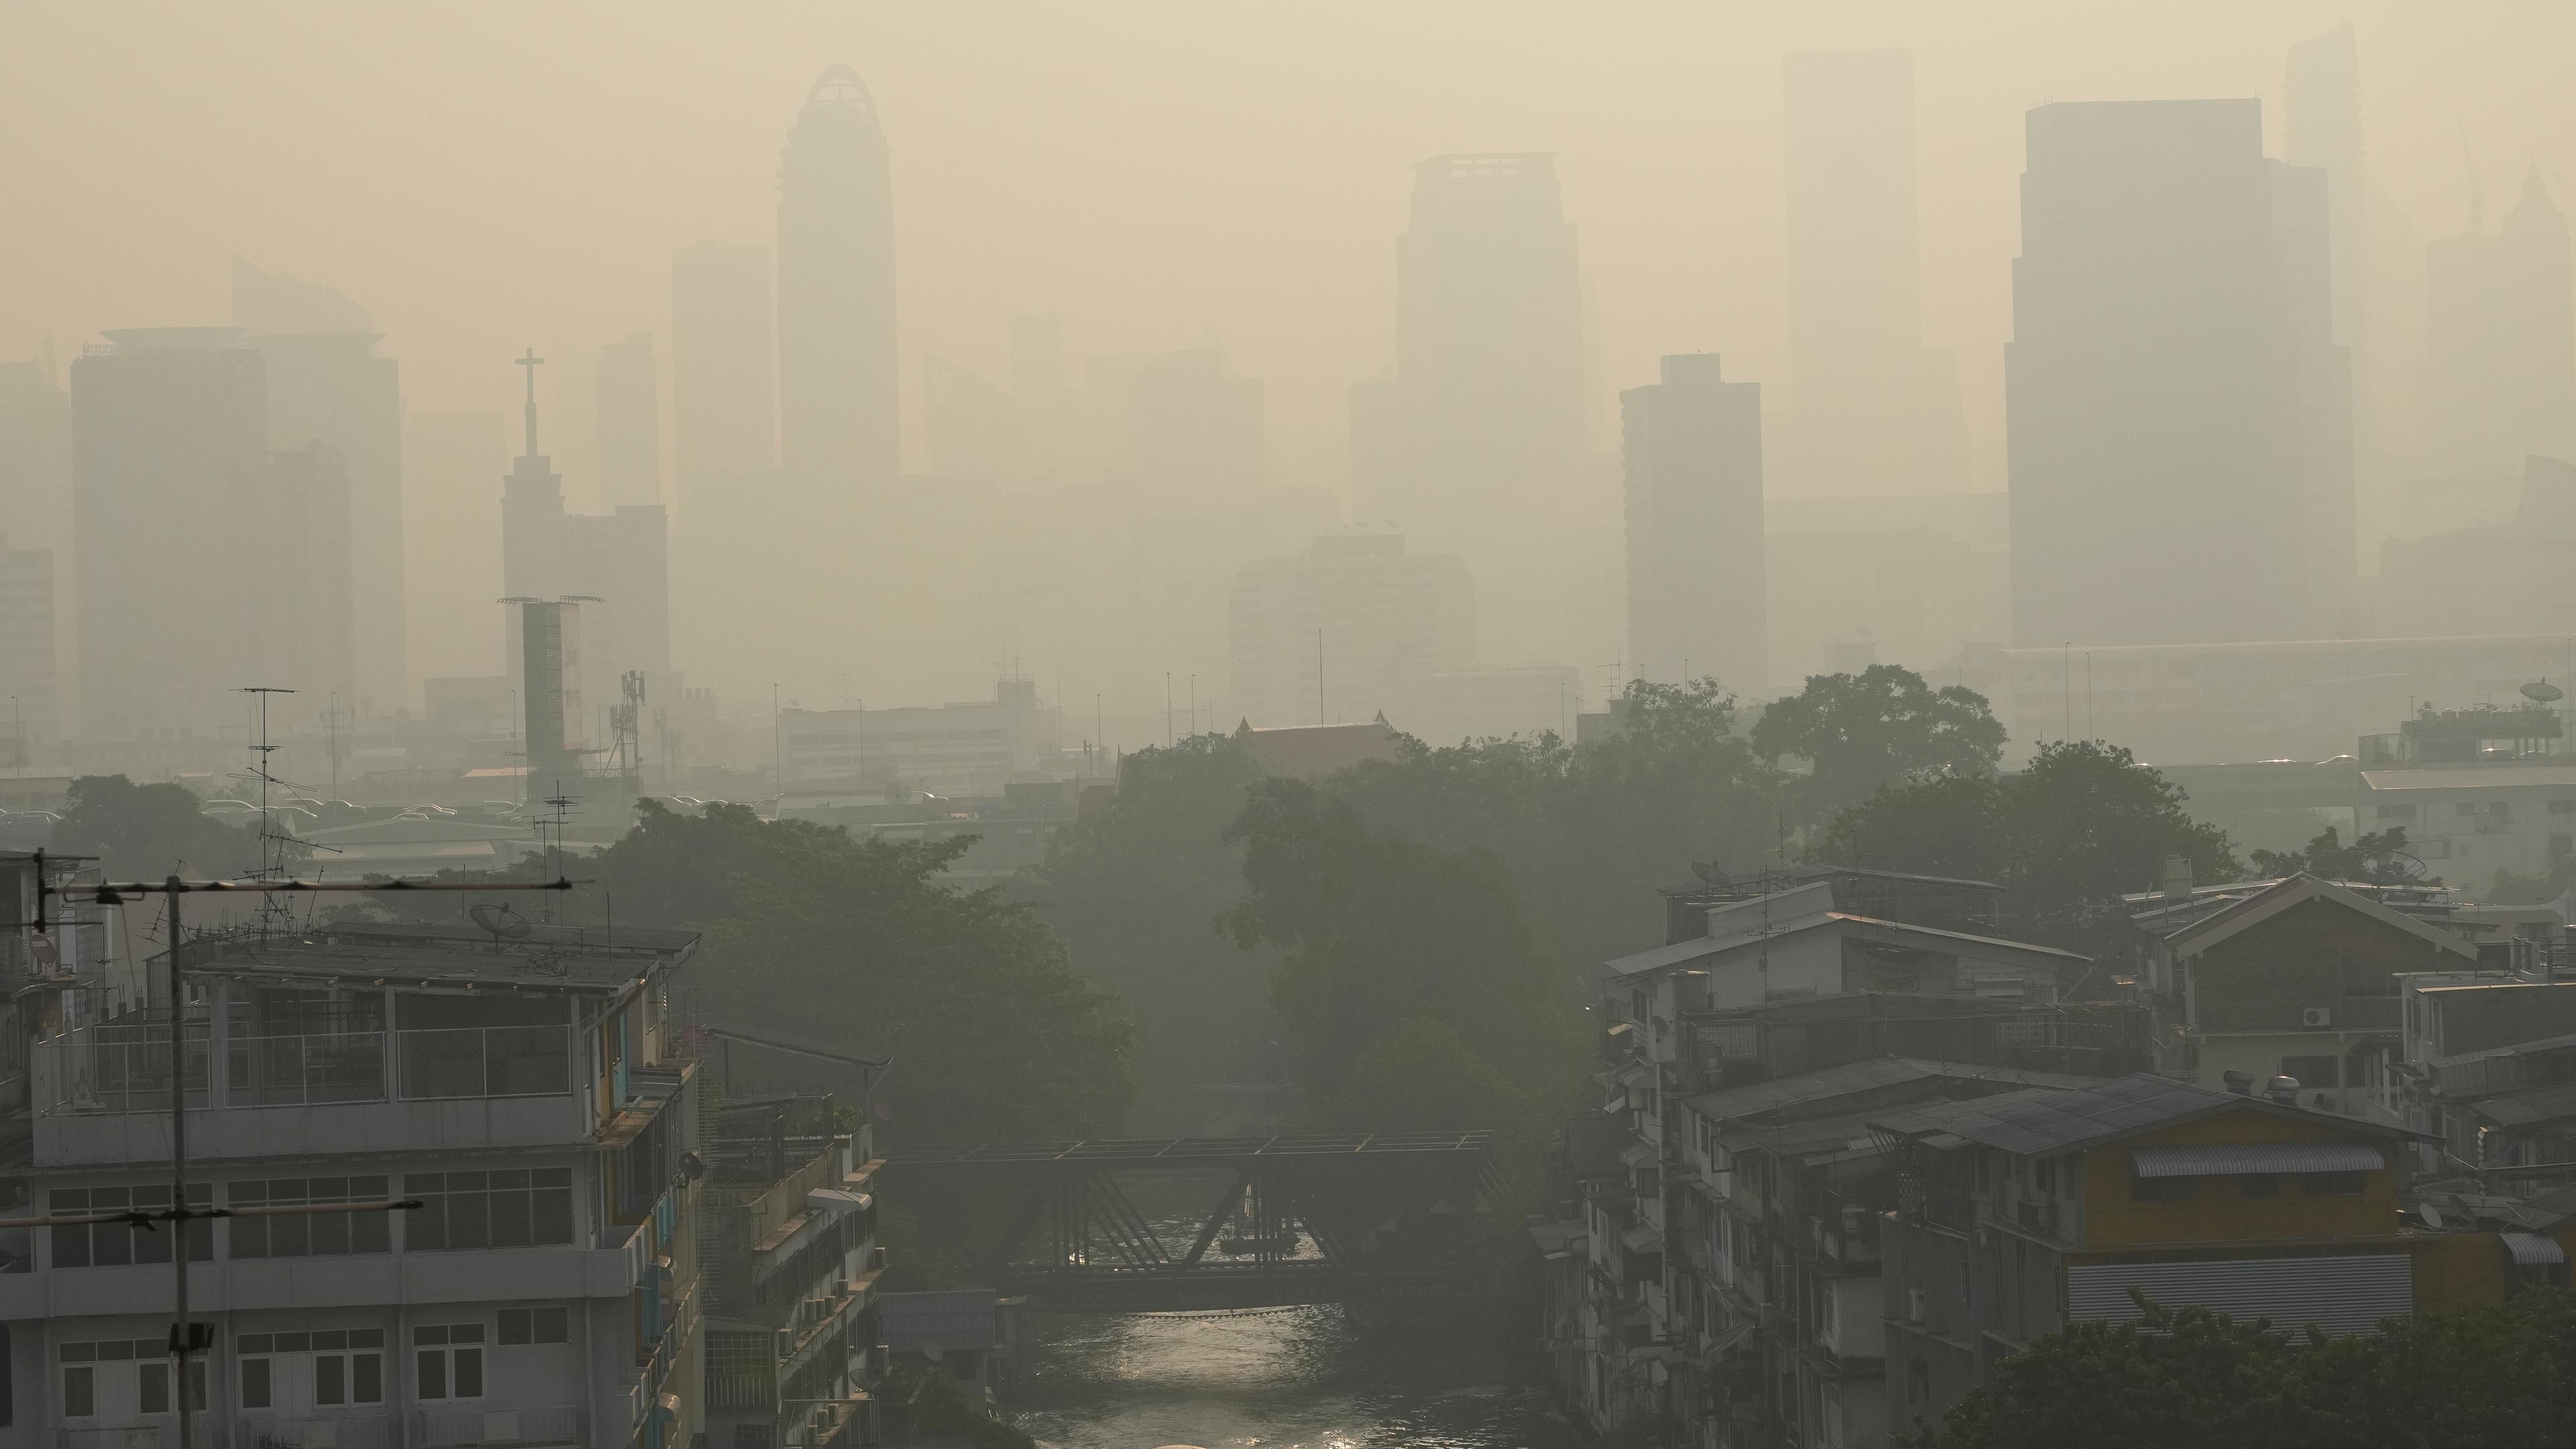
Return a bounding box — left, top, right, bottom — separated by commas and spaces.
1605, 908, 2084, 979
2160, 872, 2477, 964
1683, 1058, 2098, 1127
1891, 1072, 2422, 1157
1229, 718, 1403, 780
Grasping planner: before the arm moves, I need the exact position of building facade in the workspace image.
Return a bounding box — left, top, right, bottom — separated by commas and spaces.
1228, 531, 1476, 731
776, 66, 898, 490
669, 244, 776, 517
1621, 354, 1767, 695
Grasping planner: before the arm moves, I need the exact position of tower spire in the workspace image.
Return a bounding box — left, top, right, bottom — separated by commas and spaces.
517, 346, 545, 457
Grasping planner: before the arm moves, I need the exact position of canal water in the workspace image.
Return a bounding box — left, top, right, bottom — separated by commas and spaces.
1016, 1304, 1580, 1449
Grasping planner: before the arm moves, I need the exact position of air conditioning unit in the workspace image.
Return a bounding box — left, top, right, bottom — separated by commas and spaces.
1906, 1289, 1927, 1324
2302, 1006, 2334, 1028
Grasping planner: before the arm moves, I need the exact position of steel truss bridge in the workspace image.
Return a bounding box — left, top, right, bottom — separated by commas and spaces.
883, 1132, 1498, 1313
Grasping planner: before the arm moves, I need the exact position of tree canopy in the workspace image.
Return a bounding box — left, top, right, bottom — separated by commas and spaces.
1901, 1291, 2576, 1449
54, 775, 266, 881
2247, 825, 2422, 883
1751, 664, 2006, 814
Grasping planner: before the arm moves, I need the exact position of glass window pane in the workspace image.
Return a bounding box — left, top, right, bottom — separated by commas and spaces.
241, 1358, 270, 1411
233, 1214, 269, 1258
412, 1326, 445, 1346
352, 1177, 388, 1198
274, 1210, 309, 1258
535, 1307, 568, 1344
310, 1332, 346, 1352
274, 1334, 309, 1354
449, 1325, 485, 1344
451, 1189, 489, 1249
490, 1187, 531, 1248
63, 1367, 92, 1418
417, 1350, 445, 1401
313, 1210, 350, 1256
140, 1362, 169, 1415
235, 1336, 271, 1356
101, 1222, 138, 1268
52, 1222, 89, 1269
316, 1354, 345, 1407
453, 1348, 482, 1399
354, 1353, 382, 1405
187, 1359, 207, 1412
497, 1310, 529, 1346
350, 1330, 384, 1350
534, 1188, 573, 1245
354, 1210, 390, 1254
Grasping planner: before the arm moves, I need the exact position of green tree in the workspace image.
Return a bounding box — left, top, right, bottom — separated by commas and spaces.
1817, 741, 2240, 951
1752, 665, 2006, 814
1014, 735, 1275, 1097
54, 775, 264, 881
1219, 779, 1587, 1106
1902, 1290, 2576, 1449
2247, 825, 2420, 883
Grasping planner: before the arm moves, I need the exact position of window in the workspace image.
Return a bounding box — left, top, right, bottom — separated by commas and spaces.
50, 1185, 213, 1267
2279, 1056, 2339, 1090
2302, 1171, 2367, 1197
237, 1330, 386, 1411
231, 1179, 392, 1258
413, 1324, 484, 1400
60, 1341, 201, 1419
2550, 800, 2576, 816
2034, 1157, 2055, 1193
2456, 802, 2480, 818
497, 1307, 570, 1346
404, 1170, 574, 1250
2131, 1175, 2197, 1202
2237, 1174, 2280, 1198
2374, 804, 2417, 822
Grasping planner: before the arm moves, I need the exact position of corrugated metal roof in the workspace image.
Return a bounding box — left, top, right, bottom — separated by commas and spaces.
2473, 1081, 2576, 1129
2066, 1254, 2411, 1336
1936, 1074, 2232, 1154
2129, 1142, 2384, 1177
2504, 1232, 2567, 1266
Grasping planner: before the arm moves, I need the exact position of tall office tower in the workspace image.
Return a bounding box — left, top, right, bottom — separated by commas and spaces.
596, 332, 661, 508
2284, 25, 2370, 409
1136, 350, 1263, 491
776, 64, 898, 486
1395, 154, 1585, 549
241, 441, 358, 711
69, 328, 269, 737
1776, 50, 1967, 496
0, 535, 56, 758
1228, 531, 1477, 728
2006, 101, 2350, 646
2271, 162, 2360, 635
0, 354, 73, 733
2424, 168, 2576, 482
234, 258, 406, 714
1621, 355, 1767, 693
402, 411, 507, 686
670, 242, 775, 513
1347, 371, 1402, 523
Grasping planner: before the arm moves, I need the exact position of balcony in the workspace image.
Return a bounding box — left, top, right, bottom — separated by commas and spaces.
413, 1405, 582, 1448
34, 1023, 590, 1165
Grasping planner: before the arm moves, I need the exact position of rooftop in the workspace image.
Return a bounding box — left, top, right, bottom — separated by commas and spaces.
182, 918, 697, 995
1890, 1073, 2418, 1156
1684, 1058, 2098, 1127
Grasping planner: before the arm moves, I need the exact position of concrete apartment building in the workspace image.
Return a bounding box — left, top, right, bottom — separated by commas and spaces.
776, 679, 1063, 798
1, 914, 716, 1449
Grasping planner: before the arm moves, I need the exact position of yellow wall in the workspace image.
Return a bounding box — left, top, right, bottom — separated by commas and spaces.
2412, 1233, 2510, 1313
2079, 1104, 2400, 1248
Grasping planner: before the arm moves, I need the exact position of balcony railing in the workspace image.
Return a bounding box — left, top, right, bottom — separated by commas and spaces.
58, 1430, 179, 1449
42, 1024, 572, 1116
413, 1405, 582, 1448
235, 1413, 394, 1449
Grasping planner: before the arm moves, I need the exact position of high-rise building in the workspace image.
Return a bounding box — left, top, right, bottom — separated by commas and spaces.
0, 353, 74, 734
0, 534, 56, 759
1775, 50, 1968, 497
669, 242, 775, 513
1229, 531, 1476, 729
596, 331, 661, 508
235, 258, 406, 714
240, 441, 358, 712
1136, 350, 1262, 492
1392, 154, 1590, 666
69, 328, 270, 737
498, 353, 672, 757
2006, 101, 2351, 646
776, 65, 898, 487
2423, 167, 2576, 483
402, 411, 507, 688
1622, 355, 1767, 694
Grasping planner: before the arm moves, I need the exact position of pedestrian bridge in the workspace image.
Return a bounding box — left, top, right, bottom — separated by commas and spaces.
882, 1132, 1498, 1313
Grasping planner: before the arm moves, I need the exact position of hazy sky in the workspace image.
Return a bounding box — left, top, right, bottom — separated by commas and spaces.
7, 2, 2575, 504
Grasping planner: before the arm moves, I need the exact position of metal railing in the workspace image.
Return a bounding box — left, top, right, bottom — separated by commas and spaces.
412, 1405, 581, 1448
227, 1034, 387, 1107
397, 1027, 571, 1100
234, 1415, 394, 1449
41, 1024, 572, 1115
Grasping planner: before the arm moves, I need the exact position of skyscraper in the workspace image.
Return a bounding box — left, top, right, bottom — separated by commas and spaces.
670, 241, 775, 513
776, 65, 898, 487
69, 328, 270, 737
0, 354, 73, 733
2006, 100, 2350, 646
235, 258, 406, 714
1622, 354, 1766, 694
596, 331, 661, 508
1776, 50, 1967, 496
1393, 153, 1587, 660
2423, 168, 2576, 482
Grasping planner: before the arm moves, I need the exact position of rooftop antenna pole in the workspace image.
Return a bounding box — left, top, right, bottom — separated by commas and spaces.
165, 874, 193, 1449
517, 346, 545, 455
241, 686, 297, 941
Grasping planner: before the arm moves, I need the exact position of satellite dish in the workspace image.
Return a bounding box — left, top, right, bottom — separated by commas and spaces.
469, 903, 533, 940
2417, 1202, 2443, 1230
2523, 680, 2564, 703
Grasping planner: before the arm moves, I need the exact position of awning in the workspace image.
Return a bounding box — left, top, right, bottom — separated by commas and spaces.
1620, 1222, 1664, 1256
2129, 1142, 2384, 1178
1619, 1142, 1658, 1171
2504, 1232, 2567, 1266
